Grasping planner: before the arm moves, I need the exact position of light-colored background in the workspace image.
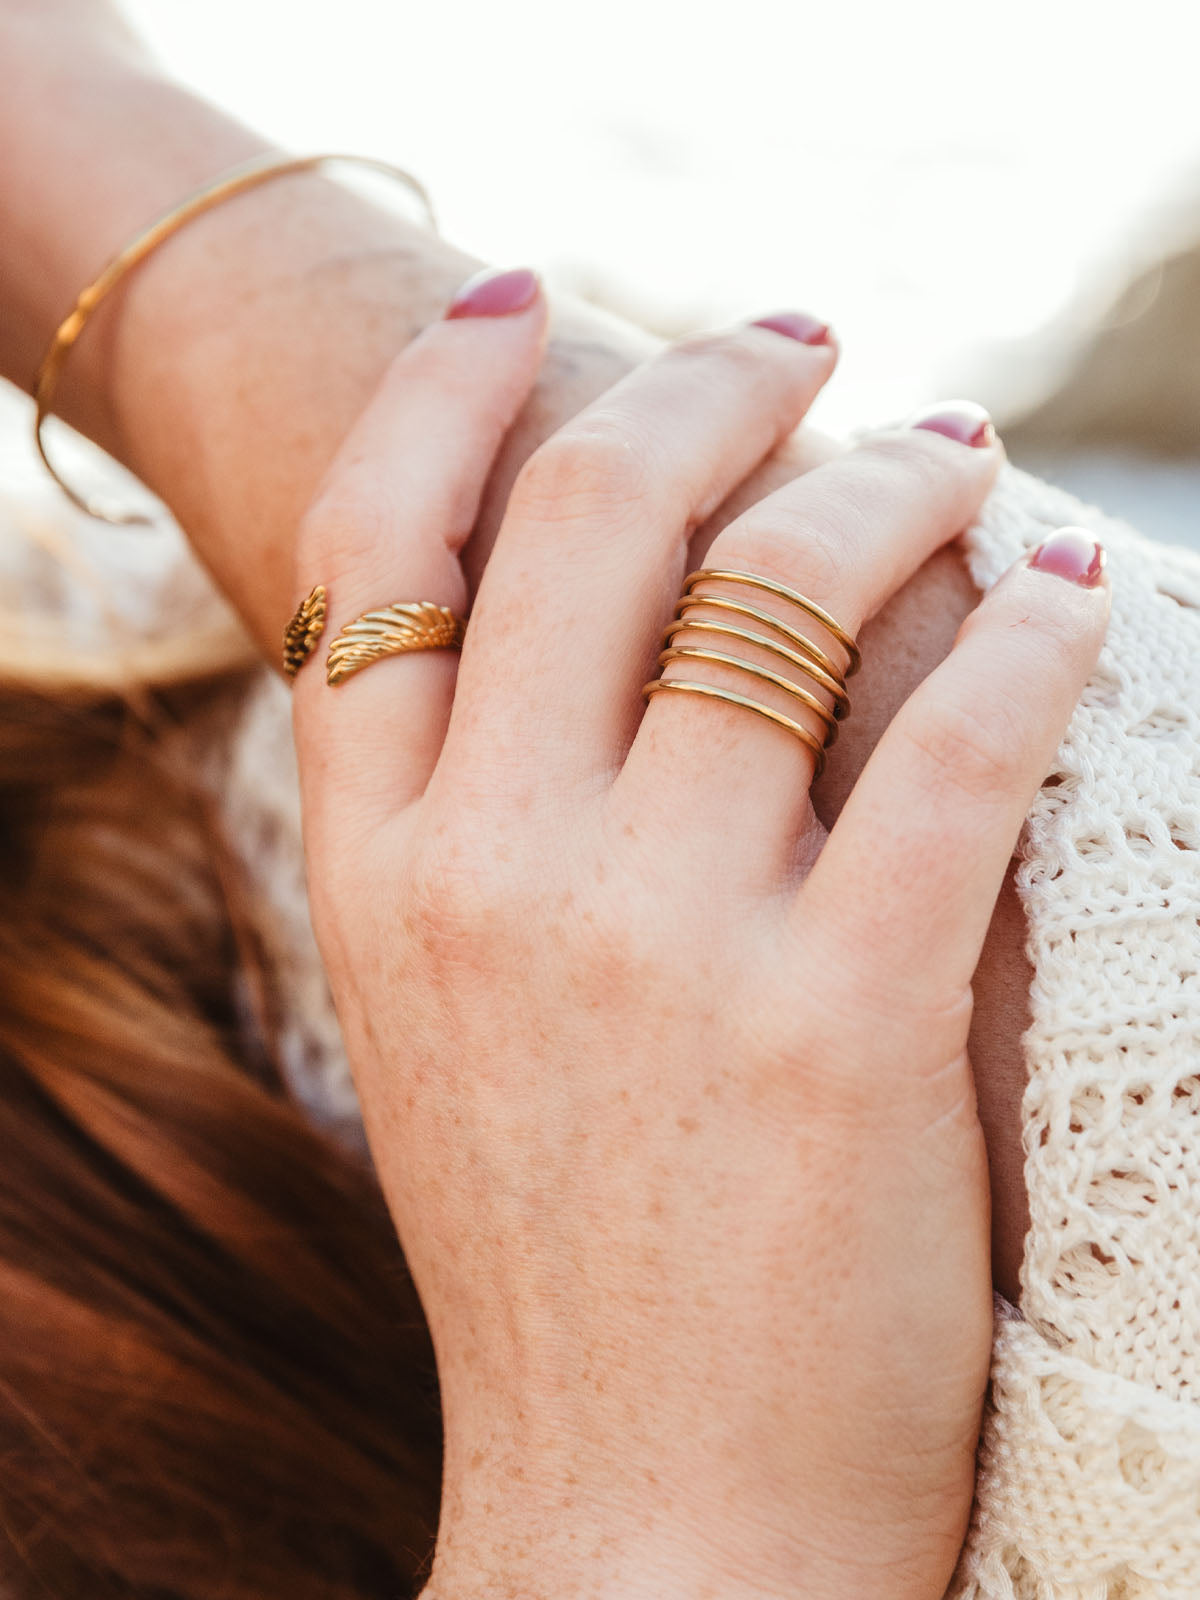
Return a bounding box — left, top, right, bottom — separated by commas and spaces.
7, 1, 1200, 549
118, 0, 1199, 434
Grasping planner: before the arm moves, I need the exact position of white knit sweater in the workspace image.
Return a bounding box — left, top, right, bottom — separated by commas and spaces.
950, 470, 1200, 1600
6, 460, 1200, 1597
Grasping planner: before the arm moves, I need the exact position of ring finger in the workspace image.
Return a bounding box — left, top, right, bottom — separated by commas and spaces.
619, 401, 1003, 883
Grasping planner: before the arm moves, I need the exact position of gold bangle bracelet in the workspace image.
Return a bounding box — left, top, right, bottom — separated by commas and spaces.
34, 152, 436, 525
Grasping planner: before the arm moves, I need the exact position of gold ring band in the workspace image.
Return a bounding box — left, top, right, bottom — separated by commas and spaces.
672, 593, 848, 693
683, 568, 861, 677
656, 645, 839, 742
325, 600, 466, 686
643, 567, 858, 770
661, 617, 849, 717
643, 680, 828, 776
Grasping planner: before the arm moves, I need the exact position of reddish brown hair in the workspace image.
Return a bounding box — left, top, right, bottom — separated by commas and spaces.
0, 679, 441, 1598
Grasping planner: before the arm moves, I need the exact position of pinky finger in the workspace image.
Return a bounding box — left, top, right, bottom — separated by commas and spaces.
798, 527, 1111, 1018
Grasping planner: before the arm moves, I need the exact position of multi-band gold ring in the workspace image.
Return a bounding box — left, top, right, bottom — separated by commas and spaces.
643, 568, 858, 775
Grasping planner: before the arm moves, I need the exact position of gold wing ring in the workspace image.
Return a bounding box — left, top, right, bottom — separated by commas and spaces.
325, 601, 466, 686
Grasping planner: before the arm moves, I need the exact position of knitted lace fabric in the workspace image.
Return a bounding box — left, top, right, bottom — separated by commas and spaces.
949, 468, 1200, 1600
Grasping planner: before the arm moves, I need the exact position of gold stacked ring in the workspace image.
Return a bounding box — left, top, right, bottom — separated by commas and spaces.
641, 568, 858, 776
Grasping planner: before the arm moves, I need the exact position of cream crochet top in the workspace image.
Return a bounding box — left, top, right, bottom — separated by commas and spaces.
6, 459, 1200, 1598
952, 470, 1200, 1600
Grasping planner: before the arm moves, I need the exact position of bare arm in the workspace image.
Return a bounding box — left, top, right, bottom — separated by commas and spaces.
0, 0, 1030, 1297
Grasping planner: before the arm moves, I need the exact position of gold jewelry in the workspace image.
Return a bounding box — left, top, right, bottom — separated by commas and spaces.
670, 592, 850, 700
283, 585, 328, 679
35, 152, 436, 525
642, 568, 859, 772
326, 601, 466, 686
660, 615, 850, 717
655, 644, 839, 743
644, 680, 829, 775
682, 568, 861, 677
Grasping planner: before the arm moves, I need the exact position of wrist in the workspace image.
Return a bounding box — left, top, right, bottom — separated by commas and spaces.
428, 1505, 796, 1600
425, 1403, 944, 1600
0, 59, 266, 402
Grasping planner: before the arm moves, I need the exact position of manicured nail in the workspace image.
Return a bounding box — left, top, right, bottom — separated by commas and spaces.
1028, 526, 1107, 588
750, 311, 834, 347
445, 266, 540, 320
908, 399, 996, 448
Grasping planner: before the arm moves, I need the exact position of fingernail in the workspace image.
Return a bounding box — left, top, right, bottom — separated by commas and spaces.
750, 311, 834, 347
445, 266, 540, 320
1028, 526, 1107, 588
908, 399, 996, 448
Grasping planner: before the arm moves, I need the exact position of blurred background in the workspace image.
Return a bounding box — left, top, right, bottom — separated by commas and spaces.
7, 0, 1200, 547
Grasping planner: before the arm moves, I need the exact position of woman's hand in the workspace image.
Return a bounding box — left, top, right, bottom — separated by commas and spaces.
291, 285, 1109, 1599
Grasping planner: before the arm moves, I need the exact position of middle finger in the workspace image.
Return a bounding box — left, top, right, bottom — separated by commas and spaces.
435, 316, 838, 805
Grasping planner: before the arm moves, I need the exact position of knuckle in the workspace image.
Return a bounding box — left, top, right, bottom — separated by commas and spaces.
738, 977, 882, 1124
855, 431, 958, 502
903, 691, 1027, 809
297, 479, 396, 572
566, 893, 658, 1010
718, 502, 850, 611
403, 833, 505, 956
511, 421, 654, 523
668, 327, 773, 386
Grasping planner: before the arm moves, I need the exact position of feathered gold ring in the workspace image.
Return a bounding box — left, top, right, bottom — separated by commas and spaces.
283, 586, 329, 679
325, 600, 466, 686
641, 568, 858, 776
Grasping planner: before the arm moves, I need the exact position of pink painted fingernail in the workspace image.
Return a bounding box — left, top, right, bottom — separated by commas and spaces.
445, 266, 541, 320
750, 311, 834, 347
1028, 526, 1107, 588
908, 399, 996, 448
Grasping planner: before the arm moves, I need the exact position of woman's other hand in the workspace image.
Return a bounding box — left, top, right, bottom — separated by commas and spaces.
291, 279, 1109, 1600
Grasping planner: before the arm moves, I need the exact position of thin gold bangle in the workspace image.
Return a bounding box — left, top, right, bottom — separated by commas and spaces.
34, 152, 436, 525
